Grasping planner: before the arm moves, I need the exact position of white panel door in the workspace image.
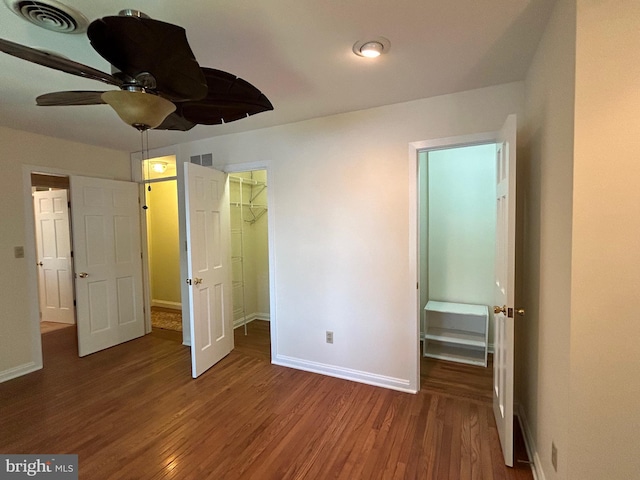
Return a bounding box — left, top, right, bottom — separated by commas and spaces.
493, 114, 517, 466
184, 163, 233, 378
70, 176, 145, 357
33, 189, 74, 324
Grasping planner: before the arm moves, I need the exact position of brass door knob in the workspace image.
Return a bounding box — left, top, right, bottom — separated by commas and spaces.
77, 272, 89, 278
494, 305, 506, 314
516, 308, 525, 316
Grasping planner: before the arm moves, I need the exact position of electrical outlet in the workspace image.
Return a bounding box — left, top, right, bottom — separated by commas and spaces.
551, 442, 558, 472
326, 331, 333, 344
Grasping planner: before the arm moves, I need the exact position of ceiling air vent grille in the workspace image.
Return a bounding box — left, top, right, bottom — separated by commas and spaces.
4, 0, 89, 34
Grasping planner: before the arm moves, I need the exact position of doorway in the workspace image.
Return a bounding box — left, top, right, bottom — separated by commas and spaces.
229, 169, 271, 345
139, 157, 273, 354
418, 144, 496, 366
141, 156, 183, 338
410, 115, 518, 466
30, 173, 76, 351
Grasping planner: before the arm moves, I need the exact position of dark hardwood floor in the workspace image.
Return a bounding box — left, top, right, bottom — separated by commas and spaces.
0, 321, 532, 479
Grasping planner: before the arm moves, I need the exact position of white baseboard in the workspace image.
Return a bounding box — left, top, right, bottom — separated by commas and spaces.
273, 354, 417, 393
517, 403, 545, 480
233, 312, 270, 329
0, 362, 41, 384
151, 300, 182, 310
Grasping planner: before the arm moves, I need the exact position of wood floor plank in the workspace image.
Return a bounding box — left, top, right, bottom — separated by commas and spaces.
0, 322, 533, 480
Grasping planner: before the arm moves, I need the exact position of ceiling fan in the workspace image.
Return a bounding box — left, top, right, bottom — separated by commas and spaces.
0, 8, 273, 131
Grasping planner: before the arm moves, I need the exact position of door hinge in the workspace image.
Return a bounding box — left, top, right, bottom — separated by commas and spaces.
185, 241, 188, 252
73, 300, 76, 306
417, 282, 419, 290
70, 250, 73, 258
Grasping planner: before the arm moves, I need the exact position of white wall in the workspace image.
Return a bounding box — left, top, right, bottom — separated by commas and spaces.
427, 144, 496, 306
516, 0, 575, 479
176, 83, 525, 392
522, 1, 640, 478
0, 126, 130, 382
569, 1, 640, 478
521, 0, 576, 477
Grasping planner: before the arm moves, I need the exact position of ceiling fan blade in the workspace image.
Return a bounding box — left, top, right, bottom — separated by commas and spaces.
87, 16, 207, 102
180, 68, 273, 125
36, 91, 107, 106
154, 111, 196, 131
0, 38, 122, 87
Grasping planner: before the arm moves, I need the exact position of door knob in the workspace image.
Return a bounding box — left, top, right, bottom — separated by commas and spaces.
77, 272, 89, 278
516, 308, 525, 316
193, 277, 203, 286
494, 305, 506, 314
36, 261, 43, 266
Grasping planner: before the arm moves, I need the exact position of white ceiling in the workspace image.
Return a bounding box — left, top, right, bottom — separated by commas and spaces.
0, 0, 556, 152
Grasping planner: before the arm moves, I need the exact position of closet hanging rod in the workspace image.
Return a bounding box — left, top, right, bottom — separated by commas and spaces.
228, 175, 266, 187
230, 202, 267, 209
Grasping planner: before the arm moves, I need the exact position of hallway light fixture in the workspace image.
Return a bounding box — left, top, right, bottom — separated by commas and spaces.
151, 161, 168, 173
353, 37, 390, 58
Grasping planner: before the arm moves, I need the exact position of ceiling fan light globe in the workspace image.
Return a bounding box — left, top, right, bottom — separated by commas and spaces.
101, 90, 175, 129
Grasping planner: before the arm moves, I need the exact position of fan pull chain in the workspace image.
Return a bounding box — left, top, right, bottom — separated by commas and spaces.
142, 129, 150, 210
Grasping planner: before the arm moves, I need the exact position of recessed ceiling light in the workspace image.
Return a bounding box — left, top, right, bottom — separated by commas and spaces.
353, 37, 390, 58
151, 161, 168, 173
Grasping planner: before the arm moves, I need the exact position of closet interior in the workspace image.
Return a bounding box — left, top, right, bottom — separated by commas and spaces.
419, 144, 496, 367
229, 170, 270, 334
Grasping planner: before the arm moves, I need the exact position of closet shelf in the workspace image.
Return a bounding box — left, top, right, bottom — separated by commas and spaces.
425, 301, 487, 317
230, 202, 267, 224
423, 301, 489, 367
423, 342, 486, 366
425, 327, 486, 347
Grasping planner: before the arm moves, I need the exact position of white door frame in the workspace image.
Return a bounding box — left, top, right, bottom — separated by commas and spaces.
408, 130, 501, 390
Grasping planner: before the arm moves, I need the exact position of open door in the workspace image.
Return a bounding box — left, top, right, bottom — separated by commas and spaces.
70, 175, 145, 356
493, 114, 517, 466
33, 189, 74, 324
184, 162, 233, 378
